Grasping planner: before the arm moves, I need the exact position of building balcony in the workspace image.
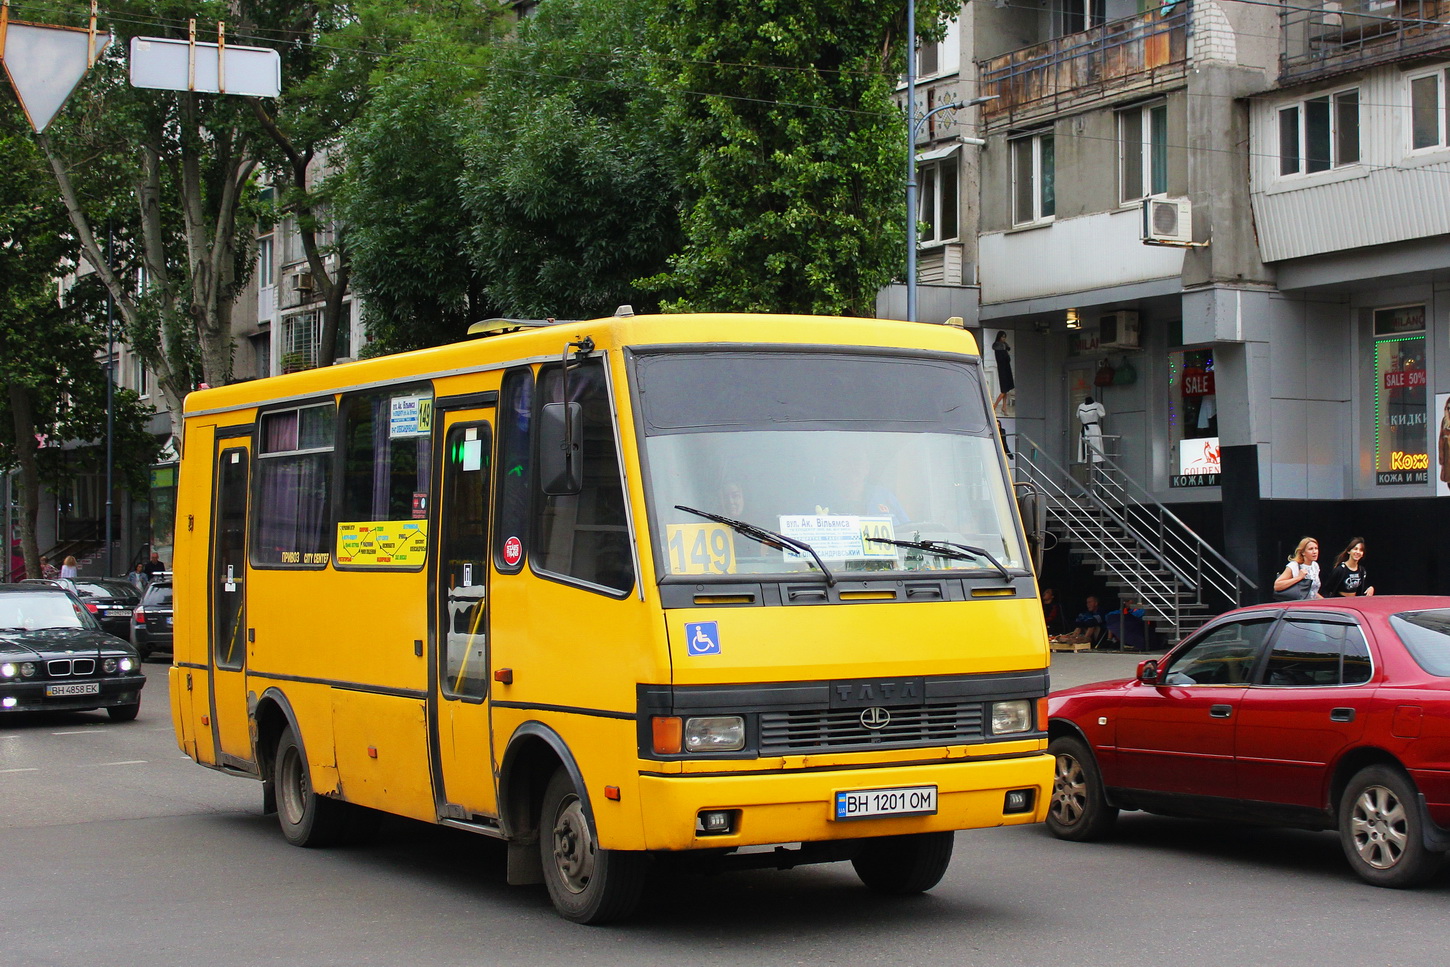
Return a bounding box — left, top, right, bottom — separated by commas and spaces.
1281, 0, 1450, 84
978, 7, 1190, 128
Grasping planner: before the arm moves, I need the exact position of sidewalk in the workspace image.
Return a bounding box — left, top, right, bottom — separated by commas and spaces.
1048, 647, 1164, 691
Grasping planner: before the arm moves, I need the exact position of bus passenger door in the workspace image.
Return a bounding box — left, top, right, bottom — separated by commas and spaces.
430, 412, 497, 820
210, 444, 253, 765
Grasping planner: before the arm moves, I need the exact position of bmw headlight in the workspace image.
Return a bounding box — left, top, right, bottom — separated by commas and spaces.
684, 715, 745, 752
991, 700, 1033, 735
104, 658, 118, 673
20, 662, 35, 678
120, 658, 134, 672
0, 662, 14, 678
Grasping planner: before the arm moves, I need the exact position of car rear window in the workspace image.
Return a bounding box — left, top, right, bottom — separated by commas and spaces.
144, 586, 174, 607
1390, 610, 1450, 677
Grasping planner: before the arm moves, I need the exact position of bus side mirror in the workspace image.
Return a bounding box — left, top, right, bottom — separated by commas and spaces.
1137, 659, 1159, 684
539, 401, 583, 495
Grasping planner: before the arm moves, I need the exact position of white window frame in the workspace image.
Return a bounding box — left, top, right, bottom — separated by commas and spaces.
1011, 131, 1055, 226
133, 355, 149, 399
918, 151, 960, 244
257, 235, 275, 288
1277, 87, 1360, 176
1408, 67, 1450, 152
1118, 100, 1169, 204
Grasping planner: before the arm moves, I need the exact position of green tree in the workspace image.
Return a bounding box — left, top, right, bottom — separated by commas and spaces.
459, 0, 683, 321
650, 0, 955, 315
0, 117, 158, 578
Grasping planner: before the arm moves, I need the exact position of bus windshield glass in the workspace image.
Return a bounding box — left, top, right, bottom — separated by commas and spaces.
633, 349, 1025, 579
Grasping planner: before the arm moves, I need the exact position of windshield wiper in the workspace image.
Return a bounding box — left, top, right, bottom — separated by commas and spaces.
675, 505, 836, 587
865, 537, 1014, 583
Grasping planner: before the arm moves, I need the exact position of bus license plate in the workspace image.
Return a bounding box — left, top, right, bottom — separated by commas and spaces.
833, 785, 937, 820
47, 682, 100, 697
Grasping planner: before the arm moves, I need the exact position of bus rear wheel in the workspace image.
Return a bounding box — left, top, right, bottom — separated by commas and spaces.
851, 831, 955, 895
274, 727, 360, 848
538, 769, 648, 924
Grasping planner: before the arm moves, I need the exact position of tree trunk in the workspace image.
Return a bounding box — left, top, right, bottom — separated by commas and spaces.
8, 383, 43, 581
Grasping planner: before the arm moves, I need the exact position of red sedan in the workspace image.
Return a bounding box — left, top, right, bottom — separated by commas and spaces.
1046, 596, 1450, 887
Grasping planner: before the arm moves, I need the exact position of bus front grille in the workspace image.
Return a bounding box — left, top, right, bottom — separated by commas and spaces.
758, 704, 984, 753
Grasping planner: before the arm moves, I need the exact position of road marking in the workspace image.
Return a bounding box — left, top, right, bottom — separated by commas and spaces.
0, 767, 39, 774
52, 730, 105, 735
85, 760, 149, 766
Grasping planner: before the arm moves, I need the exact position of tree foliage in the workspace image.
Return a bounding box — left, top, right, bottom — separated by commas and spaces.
0, 113, 158, 577
650, 0, 956, 316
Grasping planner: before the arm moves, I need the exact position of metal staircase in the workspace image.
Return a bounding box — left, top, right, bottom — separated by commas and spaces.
1013, 432, 1256, 645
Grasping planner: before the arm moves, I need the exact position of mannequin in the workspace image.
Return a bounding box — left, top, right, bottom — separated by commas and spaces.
1077, 396, 1106, 465
992, 331, 1014, 413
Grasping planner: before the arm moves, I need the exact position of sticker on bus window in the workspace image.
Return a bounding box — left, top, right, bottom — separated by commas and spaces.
336, 520, 430, 566
665, 523, 736, 574
389, 396, 432, 437
777, 515, 897, 562
502, 536, 523, 566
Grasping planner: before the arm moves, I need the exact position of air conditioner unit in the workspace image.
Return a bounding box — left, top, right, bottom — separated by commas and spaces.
1099, 310, 1140, 350
1142, 197, 1193, 245
291, 271, 315, 293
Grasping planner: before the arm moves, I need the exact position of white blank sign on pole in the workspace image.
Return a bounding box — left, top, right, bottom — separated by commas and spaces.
129, 35, 280, 97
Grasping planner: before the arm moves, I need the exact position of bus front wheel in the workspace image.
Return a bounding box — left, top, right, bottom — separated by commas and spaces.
851, 831, 955, 895
538, 769, 648, 924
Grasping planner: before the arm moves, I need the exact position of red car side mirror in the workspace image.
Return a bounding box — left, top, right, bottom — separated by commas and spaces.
1137, 659, 1159, 684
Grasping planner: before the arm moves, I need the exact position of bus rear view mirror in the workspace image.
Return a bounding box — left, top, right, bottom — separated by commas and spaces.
540, 401, 583, 495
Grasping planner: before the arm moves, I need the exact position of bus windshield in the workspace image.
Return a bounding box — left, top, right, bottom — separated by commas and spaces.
633, 348, 1026, 579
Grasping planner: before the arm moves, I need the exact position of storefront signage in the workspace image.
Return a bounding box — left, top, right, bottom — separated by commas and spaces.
1373, 305, 1425, 335
1172, 436, 1220, 487
1374, 324, 1427, 486
1182, 370, 1215, 396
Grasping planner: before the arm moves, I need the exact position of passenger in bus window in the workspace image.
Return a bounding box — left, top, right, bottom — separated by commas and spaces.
822, 450, 907, 521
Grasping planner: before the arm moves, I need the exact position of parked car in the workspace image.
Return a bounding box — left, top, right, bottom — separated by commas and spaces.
130, 579, 173, 661
1047, 596, 1450, 888
0, 583, 146, 721
21, 577, 140, 640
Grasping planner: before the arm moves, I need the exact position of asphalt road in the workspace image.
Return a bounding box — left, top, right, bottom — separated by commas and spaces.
4, 654, 1449, 967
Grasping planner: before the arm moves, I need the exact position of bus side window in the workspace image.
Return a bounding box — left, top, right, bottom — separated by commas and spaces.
252, 402, 335, 568
533, 358, 634, 595
494, 368, 534, 573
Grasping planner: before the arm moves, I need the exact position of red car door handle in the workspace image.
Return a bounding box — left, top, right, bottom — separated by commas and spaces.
1330, 707, 1355, 723
1209, 704, 1232, 718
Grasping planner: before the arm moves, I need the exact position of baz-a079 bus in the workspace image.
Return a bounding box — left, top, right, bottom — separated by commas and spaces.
169, 311, 1053, 923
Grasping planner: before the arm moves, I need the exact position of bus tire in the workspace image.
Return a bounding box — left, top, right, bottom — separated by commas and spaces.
851, 831, 955, 895
538, 769, 647, 924
275, 727, 351, 848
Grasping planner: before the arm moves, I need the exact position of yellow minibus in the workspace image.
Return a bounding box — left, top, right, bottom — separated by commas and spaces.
169, 311, 1052, 923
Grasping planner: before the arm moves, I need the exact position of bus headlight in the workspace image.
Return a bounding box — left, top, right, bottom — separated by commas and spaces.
684, 715, 745, 752
991, 700, 1033, 735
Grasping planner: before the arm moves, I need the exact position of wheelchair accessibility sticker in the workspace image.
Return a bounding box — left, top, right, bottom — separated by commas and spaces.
685, 621, 721, 656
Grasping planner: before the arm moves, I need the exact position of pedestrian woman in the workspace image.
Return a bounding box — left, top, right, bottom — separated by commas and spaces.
1273, 537, 1321, 600
59, 554, 79, 579
992, 331, 1014, 414
1323, 537, 1374, 597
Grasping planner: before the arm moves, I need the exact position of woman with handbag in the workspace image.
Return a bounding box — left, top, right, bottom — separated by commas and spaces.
1272, 537, 1321, 600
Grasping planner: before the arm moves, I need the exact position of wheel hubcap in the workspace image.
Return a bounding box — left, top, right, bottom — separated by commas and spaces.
1350, 784, 1408, 870
551, 794, 596, 894
279, 746, 306, 825
1050, 753, 1087, 826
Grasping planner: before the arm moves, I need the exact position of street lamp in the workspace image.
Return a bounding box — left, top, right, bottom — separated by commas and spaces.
905, 96, 994, 324
902, 4, 995, 323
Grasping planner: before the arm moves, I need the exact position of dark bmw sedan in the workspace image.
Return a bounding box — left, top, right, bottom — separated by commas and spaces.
21, 577, 140, 639
0, 584, 146, 721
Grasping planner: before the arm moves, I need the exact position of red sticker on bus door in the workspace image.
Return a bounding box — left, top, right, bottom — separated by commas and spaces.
503, 536, 523, 566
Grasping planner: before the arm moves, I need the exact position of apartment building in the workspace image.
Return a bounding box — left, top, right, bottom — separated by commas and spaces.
890, 0, 1450, 595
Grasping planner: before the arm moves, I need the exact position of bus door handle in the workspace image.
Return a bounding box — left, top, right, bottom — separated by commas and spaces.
1209, 704, 1233, 718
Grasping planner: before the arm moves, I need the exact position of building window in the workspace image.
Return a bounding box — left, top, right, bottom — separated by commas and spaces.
252, 332, 271, 380
281, 311, 319, 372
1011, 131, 1055, 225
1119, 100, 1168, 203
1278, 89, 1359, 175
1053, 0, 1104, 38
336, 302, 353, 360
919, 154, 959, 243
257, 236, 274, 288
1409, 68, 1450, 150
132, 356, 148, 398
1373, 306, 1428, 485
1168, 348, 1219, 488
